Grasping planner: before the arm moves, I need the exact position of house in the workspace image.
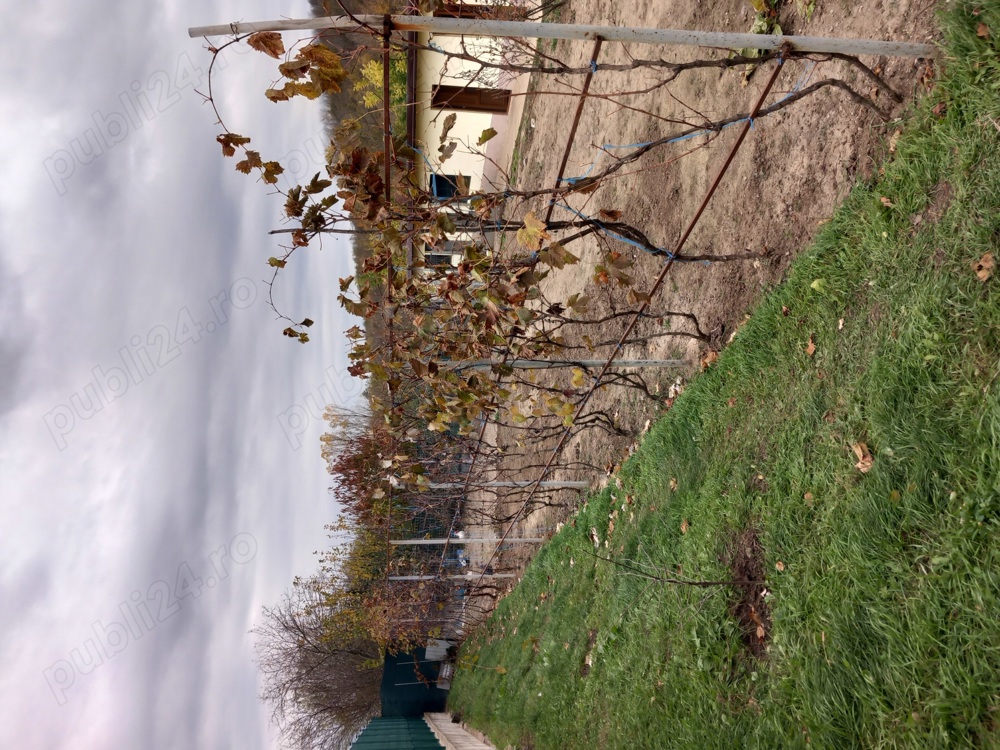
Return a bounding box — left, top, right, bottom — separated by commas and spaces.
403, 3, 529, 270
406, 3, 519, 198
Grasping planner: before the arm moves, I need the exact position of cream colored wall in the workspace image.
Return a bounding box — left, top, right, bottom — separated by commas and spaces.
414, 31, 505, 194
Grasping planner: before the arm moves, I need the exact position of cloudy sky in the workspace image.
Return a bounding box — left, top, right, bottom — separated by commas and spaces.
0, 3, 364, 747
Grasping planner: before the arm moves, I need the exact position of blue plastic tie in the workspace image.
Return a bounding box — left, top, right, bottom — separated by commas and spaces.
589, 60, 598, 74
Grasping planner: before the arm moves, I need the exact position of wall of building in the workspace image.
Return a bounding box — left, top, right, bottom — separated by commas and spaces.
414, 32, 505, 193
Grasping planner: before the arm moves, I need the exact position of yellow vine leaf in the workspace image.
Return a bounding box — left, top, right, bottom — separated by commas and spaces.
517, 212, 550, 251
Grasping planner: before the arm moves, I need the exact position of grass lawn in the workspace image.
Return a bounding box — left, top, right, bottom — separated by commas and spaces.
448, 5, 1000, 749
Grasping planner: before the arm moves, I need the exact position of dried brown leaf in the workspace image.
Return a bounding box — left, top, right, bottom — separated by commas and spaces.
977, 22, 991, 39
247, 31, 285, 59
439, 113, 457, 143
973, 252, 994, 282
888, 129, 902, 153
852, 442, 874, 473
805, 336, 816, 357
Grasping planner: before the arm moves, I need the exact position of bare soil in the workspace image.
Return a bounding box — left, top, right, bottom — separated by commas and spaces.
467, 0, 940, 582
726, 527, 770, 661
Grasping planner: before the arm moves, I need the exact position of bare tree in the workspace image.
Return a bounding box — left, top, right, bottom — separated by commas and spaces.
254, 584, 382, 750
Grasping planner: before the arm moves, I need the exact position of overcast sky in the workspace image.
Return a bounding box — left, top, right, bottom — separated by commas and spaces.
0, 3, 364, 747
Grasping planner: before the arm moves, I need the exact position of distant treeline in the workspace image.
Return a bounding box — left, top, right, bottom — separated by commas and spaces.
310, 0, 411, 270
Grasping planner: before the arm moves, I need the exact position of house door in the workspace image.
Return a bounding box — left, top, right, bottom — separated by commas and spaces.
432, 84, 510, 114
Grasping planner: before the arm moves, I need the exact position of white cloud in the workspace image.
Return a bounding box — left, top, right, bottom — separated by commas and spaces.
0, 1, 359, 747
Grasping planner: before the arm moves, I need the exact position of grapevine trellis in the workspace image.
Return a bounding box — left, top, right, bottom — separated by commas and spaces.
191, 6, 933, 649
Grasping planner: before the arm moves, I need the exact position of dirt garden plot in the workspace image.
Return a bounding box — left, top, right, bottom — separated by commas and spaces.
469, 0, 940, 578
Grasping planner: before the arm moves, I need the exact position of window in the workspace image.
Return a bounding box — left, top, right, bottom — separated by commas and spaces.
430, 174, 462, 199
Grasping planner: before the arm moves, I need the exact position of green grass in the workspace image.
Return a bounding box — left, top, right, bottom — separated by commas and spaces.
449, 4, 1000, 749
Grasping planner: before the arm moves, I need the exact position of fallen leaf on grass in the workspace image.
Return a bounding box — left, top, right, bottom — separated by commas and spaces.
775, 560, 785, 572
888, 129, 902, 153
805, 336, 817, 357
933, 101, 947, 118
756, 625, 766, 638
919, 62, 935, 89
977, 22, 991, 39
680, 519, 689, 534
972, 252, 994, 281
838, 318, 845, 330
727, 314, 751, 343
495, 666, 507, 674
852, 442, 874, 473
727, 397, 738, 407
700, 350, 719, 370
781, 305, 791, 317
669, 477, 678, 492
880, 196, 894, 207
